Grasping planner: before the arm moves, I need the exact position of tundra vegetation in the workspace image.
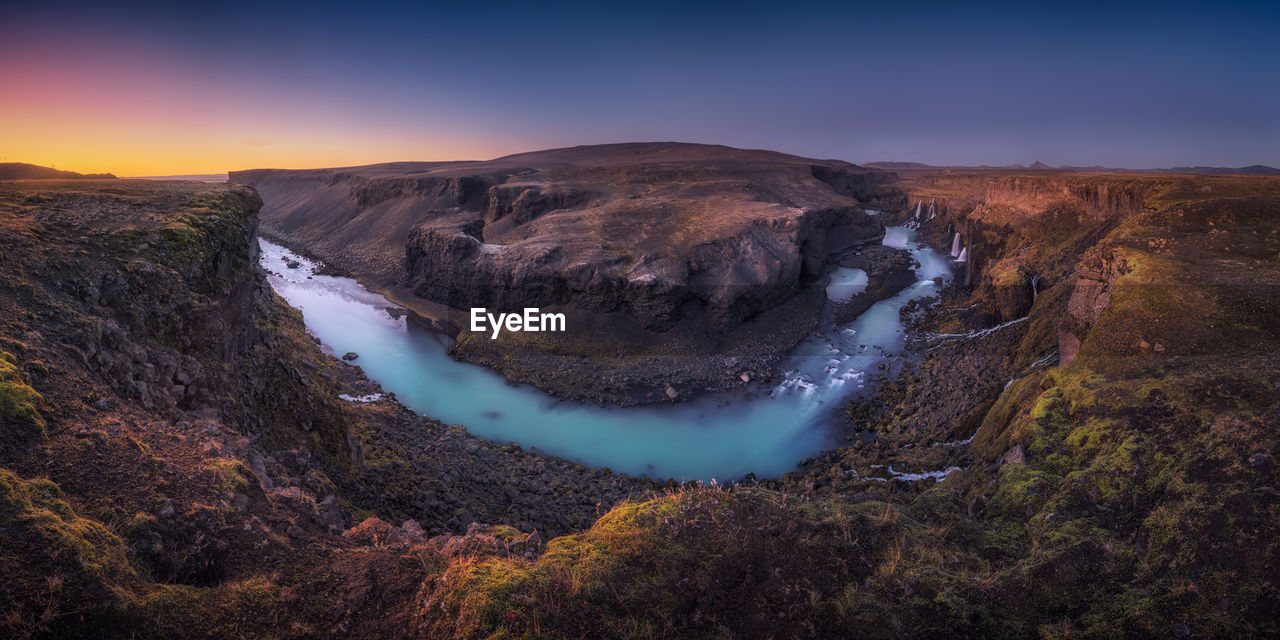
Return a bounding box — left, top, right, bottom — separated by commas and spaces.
0, 171, 1277, 638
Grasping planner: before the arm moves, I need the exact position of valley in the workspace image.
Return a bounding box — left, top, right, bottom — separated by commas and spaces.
1, 159, 1278, 638
232, 143, 900, 405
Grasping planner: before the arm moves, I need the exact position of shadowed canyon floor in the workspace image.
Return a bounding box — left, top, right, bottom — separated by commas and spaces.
1, 165, 1279, 638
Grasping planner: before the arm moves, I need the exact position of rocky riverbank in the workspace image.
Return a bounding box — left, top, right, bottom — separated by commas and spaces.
232, 142, 899, 404
306, 340, 658, 536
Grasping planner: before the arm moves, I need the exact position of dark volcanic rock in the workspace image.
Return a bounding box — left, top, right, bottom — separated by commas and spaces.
829, 245, 917, 325
232, 143, 897, 402
1059, 250, 1130, 366
838, 245, 914, 279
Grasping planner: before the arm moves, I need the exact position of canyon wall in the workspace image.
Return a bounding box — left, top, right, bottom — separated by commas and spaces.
770, 173, 1280, 640
0, 179, 656, 635
233, 142, 895, 402
0, 180, 349, 456
897, 173, 1165, 339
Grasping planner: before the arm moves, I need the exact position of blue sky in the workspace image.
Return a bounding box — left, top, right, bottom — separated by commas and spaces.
4, 0, 1278, 172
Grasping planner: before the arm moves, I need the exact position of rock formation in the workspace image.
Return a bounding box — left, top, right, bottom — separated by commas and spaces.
1058, 249, 1130, 365
232, 142, 896, 402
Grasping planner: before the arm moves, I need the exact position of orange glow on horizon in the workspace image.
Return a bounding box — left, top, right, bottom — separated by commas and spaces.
0, 128, 504, 177
0, 49, 536, 176
0, 98, 524, 175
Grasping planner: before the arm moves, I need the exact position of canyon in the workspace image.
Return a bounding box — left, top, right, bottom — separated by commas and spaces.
1, 161, 1278, 638
232, 142, 899, 403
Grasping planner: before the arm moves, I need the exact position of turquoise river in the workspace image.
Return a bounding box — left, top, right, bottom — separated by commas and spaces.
259, 225, 951, 482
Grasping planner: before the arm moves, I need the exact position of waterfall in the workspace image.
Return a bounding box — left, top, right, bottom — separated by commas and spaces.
957, 247, 969, 263
928, 199, 936, 220
950, 233, 962, 257
914, 201, 922, 219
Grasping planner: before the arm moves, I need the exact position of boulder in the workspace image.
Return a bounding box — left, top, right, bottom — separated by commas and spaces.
1003, 444, 1026, 465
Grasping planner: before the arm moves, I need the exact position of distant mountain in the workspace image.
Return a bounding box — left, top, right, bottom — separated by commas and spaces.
867, 160, 1280, 176
1238, 164, 1280, 175
1054, 165, 1113, 173
0, 162, 117, 180
1059, 164, 1280, 175
861, 161, 936, 171
865, 161, 1059, 172
1156, 165, 1280, 176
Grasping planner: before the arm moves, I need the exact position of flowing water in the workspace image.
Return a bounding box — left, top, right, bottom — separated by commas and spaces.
825, 267, 869, 302
259, 226, 950, 482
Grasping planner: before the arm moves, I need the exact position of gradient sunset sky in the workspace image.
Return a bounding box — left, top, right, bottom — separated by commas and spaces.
2, 0, 1277, 176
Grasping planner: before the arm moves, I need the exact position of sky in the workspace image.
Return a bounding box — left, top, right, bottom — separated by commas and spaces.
2, 0, 1278, 175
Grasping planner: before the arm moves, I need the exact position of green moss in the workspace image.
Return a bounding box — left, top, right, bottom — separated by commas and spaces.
989, 464, 1057, 521
972, 372, 1045, 459
0, 468, 153, 638
415, 488, 998, 638
0, 350, 45, 439
122, 511, 159, 537
487, 524, 525, 541
0, 466, 34, 515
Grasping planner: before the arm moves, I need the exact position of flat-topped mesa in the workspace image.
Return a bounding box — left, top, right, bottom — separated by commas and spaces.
233, 143, 895, 403
405, 171, 882, 332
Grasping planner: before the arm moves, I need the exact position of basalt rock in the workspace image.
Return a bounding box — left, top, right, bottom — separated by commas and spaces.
1059, 249, 1130, 366
0, 179, 350, 457
234, 143, 896, 402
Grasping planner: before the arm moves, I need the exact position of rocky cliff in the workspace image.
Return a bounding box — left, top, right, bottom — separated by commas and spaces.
0, 180, 649, 637
232, 142, 895, 402
0, 180, 348, 455
880, 172, 1168, 329
1058, 247, 1130, 365
771, 172, 1280, 637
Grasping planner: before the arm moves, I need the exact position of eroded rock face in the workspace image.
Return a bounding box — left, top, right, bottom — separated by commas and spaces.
233, 143, 895, 401
405, 198, 880, 333
887, 171, 1159, 338
992, 271, 1036, 321
1059, 250, 1130, 366
0, 180, 349, 455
